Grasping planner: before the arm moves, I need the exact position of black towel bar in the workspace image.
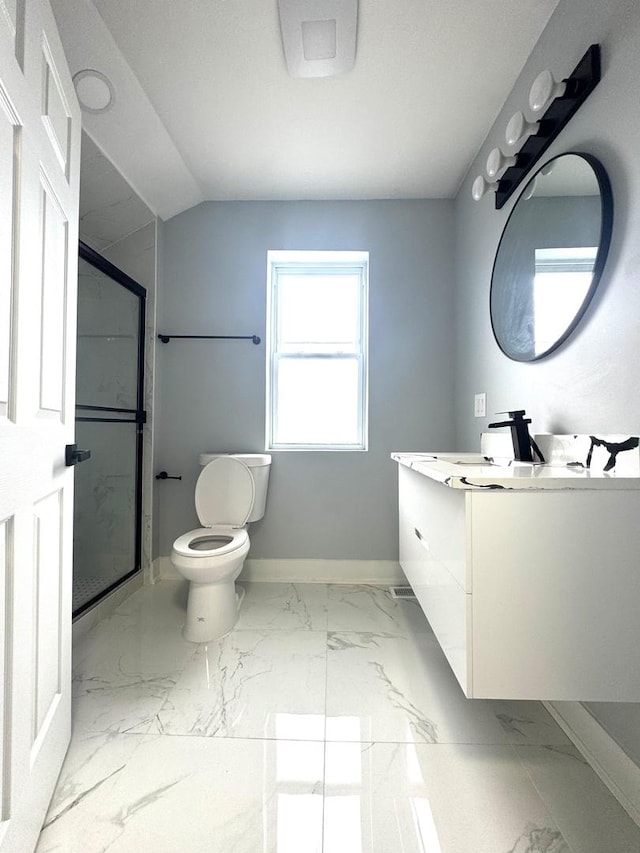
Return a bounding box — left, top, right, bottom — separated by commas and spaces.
158, 334, 261, 344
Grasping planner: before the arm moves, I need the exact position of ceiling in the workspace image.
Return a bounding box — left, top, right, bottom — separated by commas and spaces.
53, 0, 560, 220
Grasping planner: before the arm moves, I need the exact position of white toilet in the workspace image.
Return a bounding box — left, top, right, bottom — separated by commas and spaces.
171, 453, 271, 642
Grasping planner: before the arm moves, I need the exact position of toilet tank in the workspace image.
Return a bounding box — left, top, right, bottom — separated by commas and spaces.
199, 453, 271, 523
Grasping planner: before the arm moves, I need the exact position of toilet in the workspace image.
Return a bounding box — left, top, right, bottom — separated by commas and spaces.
171, 453, 271, 642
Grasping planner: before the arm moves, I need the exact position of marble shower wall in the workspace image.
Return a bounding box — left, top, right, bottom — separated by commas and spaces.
75, 261, 138, 580
79, 134, 156, 253
78, 131, 158, 583
102, 223, 158, 579
73, 420, 137, 578
76, 258, 140, 410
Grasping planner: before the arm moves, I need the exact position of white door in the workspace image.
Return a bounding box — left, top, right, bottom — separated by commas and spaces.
0, 0, 80, 850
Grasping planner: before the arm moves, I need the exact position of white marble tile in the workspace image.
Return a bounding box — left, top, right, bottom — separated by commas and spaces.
37, 735, 324, 853
235, 582, 328, 631
72, 681, 171, 736
40, 731, 144, 834
327, 584, 432, 637
326, 631, 547, 746
107, 580, 189, 629
323, 741, 568, 853
515, 744, 640, 852
72, 620, 193, 734
155, 630, 327, 740
490, 700, 573, 746
73, 617, 192, 683
45, 582, 640, 852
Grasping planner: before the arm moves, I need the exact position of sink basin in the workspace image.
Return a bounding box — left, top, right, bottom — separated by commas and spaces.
417, 453, 492, 464
418, 453, 522, 467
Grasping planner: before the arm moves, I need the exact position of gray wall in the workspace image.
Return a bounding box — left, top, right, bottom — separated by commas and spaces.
156, 200, 455, 561
453, 0, 640, 770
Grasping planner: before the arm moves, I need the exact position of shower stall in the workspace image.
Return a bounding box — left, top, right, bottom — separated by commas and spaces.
73, 242, 146, 617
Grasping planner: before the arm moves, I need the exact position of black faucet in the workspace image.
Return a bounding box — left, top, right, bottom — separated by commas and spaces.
487, 409, 535, 462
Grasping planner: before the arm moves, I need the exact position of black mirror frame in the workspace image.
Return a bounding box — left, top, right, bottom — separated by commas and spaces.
490, 151, 614, 362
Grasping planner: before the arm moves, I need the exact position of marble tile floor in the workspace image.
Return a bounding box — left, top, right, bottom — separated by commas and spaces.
37, 581, 640, 852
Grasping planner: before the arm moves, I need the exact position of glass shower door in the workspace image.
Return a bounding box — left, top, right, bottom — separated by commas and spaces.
73, 242, 146, 617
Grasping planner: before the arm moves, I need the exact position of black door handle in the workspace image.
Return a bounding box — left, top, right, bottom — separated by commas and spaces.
65, 444, 91, 466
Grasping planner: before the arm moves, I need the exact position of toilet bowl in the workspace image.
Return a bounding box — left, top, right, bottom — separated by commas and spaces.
170, 453, 271, 642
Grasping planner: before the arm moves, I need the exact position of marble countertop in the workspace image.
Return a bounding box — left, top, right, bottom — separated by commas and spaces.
391, 452, 640, 491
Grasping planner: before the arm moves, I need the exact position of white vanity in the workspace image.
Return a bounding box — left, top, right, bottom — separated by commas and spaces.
392, 435, 640, 701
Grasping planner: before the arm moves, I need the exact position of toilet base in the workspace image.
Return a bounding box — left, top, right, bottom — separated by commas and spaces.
183, 581, 245, 643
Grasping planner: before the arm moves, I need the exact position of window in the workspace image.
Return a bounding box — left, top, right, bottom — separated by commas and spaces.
266, 250, 368, 450
533, 246, 597, 355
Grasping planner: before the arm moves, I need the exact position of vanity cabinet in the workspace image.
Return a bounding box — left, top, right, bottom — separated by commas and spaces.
397, 460, 640, 701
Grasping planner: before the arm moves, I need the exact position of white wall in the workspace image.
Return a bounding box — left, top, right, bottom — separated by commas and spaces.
156, 199, 455, 563
453, 0, 640, 771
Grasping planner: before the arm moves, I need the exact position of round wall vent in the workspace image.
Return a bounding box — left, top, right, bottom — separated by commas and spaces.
73, 69, 115, 114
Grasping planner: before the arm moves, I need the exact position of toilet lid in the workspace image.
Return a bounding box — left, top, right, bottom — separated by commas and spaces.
195, 457, 255, 527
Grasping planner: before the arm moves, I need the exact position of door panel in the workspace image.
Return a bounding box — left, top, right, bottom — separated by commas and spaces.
0, 0, 22, 63
38, 176, 67, 416
0, 515, 10, 819
40, 36, 70, 176
0, 0, 17, 36
0, 88, 17, 420
0, 0, 79, 849
0, 2, 24, 79
33, 490, 62, 738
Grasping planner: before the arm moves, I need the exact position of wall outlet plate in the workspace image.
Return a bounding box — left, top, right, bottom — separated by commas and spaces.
474, 393, 487, 418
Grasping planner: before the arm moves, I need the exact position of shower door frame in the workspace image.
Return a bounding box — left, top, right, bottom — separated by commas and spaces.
73, 241, 147, 618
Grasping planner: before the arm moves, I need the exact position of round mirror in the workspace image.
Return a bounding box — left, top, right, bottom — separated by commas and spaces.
490, 152, 613, 362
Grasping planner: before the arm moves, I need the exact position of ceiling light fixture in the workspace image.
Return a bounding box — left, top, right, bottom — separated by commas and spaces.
528, 68, 566, 114
471, 175, 498, 201
486, 147, 517, 180
505, 111, 540, 151
73, 69, 115, 113
471, 44, 601, 207
278, 0, 358, 78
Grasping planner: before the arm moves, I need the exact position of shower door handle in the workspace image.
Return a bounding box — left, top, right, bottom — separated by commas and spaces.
65, 444, 92, 466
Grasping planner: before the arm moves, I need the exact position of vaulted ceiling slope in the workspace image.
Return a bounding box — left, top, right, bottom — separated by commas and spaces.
53, 0, 560, 220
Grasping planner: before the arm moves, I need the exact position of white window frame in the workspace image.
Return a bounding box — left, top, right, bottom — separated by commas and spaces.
266, 250, 369, 451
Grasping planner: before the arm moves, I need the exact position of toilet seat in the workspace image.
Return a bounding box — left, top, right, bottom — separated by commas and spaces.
195, 457, 255, 527
173, 525, 249, 559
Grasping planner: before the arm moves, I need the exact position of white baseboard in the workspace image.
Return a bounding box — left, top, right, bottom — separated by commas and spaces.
545, 701, 640, 826
242, 558, 406, 584
157, 555, 406, 585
